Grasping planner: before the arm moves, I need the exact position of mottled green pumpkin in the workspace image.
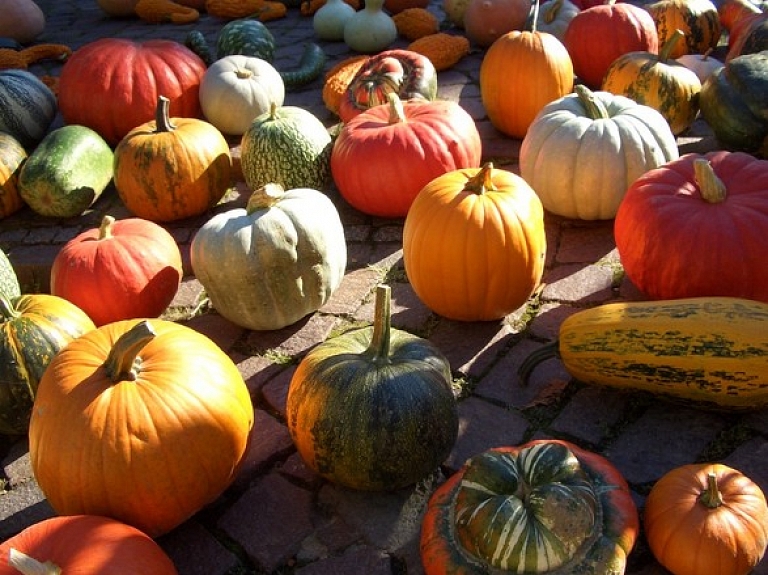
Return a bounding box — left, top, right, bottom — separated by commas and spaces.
0, 247, 20, 300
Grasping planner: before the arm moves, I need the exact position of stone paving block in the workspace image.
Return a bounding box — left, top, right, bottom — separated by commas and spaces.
541, 262, 617, 304
234, 409, 295, 489
319, 266, 381, 316
0, 483, 54, 541
428, 318, 513, 379
159, 520, 241, 575
183, 311, 247, 353
527, 301, 579, 340
262, 363, 297, 417
294, 544, 393, 575
296, 515, 361, 562
551, 386, 633, 446
723, 435, 768, 496
555, 223, 619, 264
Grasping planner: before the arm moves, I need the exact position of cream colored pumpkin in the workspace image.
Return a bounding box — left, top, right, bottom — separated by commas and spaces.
675, 50, 724, 83
519, 85, 679, 220
0, 0, 45, 44
528, 0, 580, 42
199, 55, 285, 137
190, 183, 347, 331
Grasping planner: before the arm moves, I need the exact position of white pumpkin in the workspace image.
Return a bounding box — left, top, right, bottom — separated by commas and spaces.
675, 50, 724, 84
190, 183, 347, 331
199, 55, 285, 136
528, 0, 580, 42
0, 0, 45, 44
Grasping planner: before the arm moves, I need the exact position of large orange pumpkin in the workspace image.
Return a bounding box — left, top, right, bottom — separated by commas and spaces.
403, 162, 546, 321
113, 96, 232, 222
28, 319, 254, 538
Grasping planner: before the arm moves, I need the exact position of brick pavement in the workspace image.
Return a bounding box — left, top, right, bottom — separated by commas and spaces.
2, 1, 768, 574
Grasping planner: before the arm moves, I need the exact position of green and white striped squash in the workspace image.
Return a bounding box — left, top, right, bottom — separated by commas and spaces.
240, 103, 332, 191
0, 70, 57, 150
0, 247, 20, 300
216, 18, 276, 62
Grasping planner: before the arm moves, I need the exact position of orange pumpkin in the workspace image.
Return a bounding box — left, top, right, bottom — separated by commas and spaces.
646, 0, 722, 58
0, 131, 26, 219
114, 95, 232, 222
463, 0, 533, 47
403, 162, 546, 321
644, 463, 768, 575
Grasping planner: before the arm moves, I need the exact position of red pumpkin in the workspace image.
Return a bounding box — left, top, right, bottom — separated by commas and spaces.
331, 93, 482, 218
563, 1, 659, 88
58, 38, 206, 146
615, 151, 768, 303
50, 215, 183, 327
0, 515, 178, 575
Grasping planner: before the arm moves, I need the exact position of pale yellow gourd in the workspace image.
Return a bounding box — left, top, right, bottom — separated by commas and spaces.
344, 0, 397, 52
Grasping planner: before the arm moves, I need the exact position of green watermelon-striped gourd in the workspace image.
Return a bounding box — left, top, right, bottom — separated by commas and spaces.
0, 247, 20, 299
0, 70, 57, 150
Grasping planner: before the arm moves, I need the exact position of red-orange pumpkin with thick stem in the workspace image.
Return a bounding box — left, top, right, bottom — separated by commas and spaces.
28, 319, 254, 538
0, 515, 178, 574
403, 162, 545, 321
58, 38, 206, 146
644, 463, 768, 575
331, 92, 481, 218
563, 0, 659, 88
114, 96, 232, 222
615, 151, 768, 303
50, 215, 183, 327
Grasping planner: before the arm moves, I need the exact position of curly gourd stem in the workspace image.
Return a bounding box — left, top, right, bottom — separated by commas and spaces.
693, 158, 727, 203
365, 284, 392, 365
699, 472, 724, 508
8, 548, 62, 575
575, 84, 611, 120
517, 341, 560, 385
104, 320, 157, 383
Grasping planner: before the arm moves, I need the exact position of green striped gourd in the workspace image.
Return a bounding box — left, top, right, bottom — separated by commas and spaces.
216, 18, 276, 61
0, 70, 57, 150
0, 248, 20, 299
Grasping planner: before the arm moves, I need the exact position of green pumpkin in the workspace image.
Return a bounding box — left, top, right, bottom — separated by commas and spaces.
0, 292, 95, 435
286, 284, 459, 491
240, 103, 332, 191
216, 18, 276, 62
0, 248, 20, 300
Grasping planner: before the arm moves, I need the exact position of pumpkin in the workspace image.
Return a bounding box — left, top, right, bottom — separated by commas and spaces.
313, 0, 356, 40
699, 50, 768, 157
50, 215, 183, 327
190, 183, 347, 331
96, 0, 139, 16
199, 54, 285, 136
646, 0, 722, 58
114, 96, 232, 223
28, 319, 254, 537
519, 84, 679, 220
0, 131, 26, 219
0, 0, 45, 44
58, 38, 207, 146
403, 162, 546, 321
726, 13, 768, 60
0, 292, 96, 436
526, 0, 581, 42
0, 515, 178, 574
0, 247, 20, 300
286, 284, 458, 491
331, 93, 482, 218
337, 49, 438, 123
479, 20, 574, 139
0, 69, 57, 150
239, 103, 332, 192
602, 29, 702, 135
614, 151, 768, 303
676, 47, 724, 83
644, 463, 768, 575
518, 296, 768, 410
420, 440, 639, 574
463, 0, 533, 48
563, 1, 659, 88
343, 0, 398, 53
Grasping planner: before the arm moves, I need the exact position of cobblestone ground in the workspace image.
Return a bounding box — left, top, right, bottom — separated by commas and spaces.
1, 1, 767, 574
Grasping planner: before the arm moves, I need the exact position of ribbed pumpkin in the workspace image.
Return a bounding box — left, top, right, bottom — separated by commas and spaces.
114, 96, 232, 223
403, 162, 546, 321
0, 132, 26, 219
520, 85, 679, 220
50, 215, 183, 327
646, 0, 722, 57
190, 183, 347, 331
331, 93, 482, 218
240, 103, 332, 192
479, 20, 574, 139
0, 515, 178, 575
602, 29, 702, 135
462, 0, 534, 48
29, 319, 254, 537
615, 151, 768, 303
644, 463, 768, 575
0, 70, 57, 150
286, 284, 458, 491
0, 293, 96, 436
420, 440, 639, 574
58, 38, 207, 146
563, 1, 659, 88
0, 248, 20, 300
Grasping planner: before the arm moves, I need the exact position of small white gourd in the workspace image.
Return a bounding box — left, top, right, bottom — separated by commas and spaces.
343, 0, 397, 53
314, 0, 357, 41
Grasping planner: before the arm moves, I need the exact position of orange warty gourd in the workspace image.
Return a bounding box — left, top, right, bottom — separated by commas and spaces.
403, 162, 546, 321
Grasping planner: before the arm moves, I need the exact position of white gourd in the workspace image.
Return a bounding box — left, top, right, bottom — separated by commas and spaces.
343, 0, 397, 53
313, 0, 356, 41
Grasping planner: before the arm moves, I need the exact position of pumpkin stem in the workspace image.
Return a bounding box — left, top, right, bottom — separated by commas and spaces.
699, 472, 724, 508
235, 67, 253, 80
659, 29, 685, 62
517, 341, 560, 385
387, 92, 406, 125
463, 162, 497, 195
98, 215, 116, 240
269, 100, 279, 119
575, 84, 610, 120
247, 183, 285, 213
365, 284, 393, 364
104, 320, 157, 383
0, 292, 19, 321
8, 548, 62, 575
530, 0, 541, 32
693, 158, 727, 203
155, 95, 176, 133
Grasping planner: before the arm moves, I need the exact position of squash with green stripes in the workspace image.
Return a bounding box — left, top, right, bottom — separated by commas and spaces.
0, 70, 57, 150
519, 297, 768, 410
0, 248, 20, 300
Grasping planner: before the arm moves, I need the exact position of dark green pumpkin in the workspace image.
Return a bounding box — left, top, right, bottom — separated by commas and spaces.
0, 292, 95, 435
285, 285, 459, 491
699, 50, 768, 158
0, 248, 20, 300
